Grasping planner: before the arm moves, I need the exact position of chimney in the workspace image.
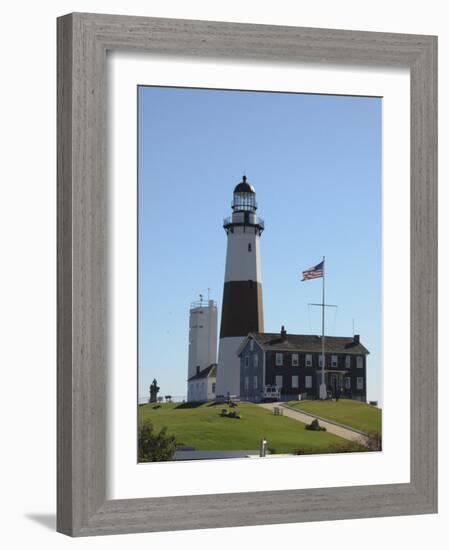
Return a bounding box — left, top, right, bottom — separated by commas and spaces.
280, 325, 287, 340
353, 334, 360, 344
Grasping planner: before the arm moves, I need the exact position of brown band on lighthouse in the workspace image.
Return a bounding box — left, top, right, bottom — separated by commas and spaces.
219, 280, 264, 338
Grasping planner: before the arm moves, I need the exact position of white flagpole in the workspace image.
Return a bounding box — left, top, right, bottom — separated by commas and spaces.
319, 256, 327, 399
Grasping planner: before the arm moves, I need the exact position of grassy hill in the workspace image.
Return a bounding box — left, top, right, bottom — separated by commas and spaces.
138, 401, 347, 454
286, 399, 382, 434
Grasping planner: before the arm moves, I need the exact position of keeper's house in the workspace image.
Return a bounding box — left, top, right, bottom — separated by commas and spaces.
238, 326, 369, 402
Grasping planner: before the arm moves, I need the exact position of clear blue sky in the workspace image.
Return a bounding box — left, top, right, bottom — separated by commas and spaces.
138, 86, 382, 403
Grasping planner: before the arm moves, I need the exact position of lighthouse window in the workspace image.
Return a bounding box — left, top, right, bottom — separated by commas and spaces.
357, 356, 363, 368
253, 375, 258, 389
275, 353, 283, 366
253, 354, 258, 367
248, 243, 252, 252
305, 354, 312, 367
292, 354, 299, 367
357, 377, 364, 390
305, 376, 313, 389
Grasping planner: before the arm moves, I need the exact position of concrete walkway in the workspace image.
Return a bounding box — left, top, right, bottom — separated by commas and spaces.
258, 402, 366, 443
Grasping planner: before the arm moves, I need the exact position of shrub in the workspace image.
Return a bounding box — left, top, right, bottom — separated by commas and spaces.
220, 408, 241, 419
363, 431, 382, 451
138, 419, 177, 462
294, 440, 368, 455
305, 419, 326, 431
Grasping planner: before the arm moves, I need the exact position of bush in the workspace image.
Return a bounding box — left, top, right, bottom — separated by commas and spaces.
138, 419, 177, 462
294, 440, 368, 455
220, 408, 241, 419
363, 431, 382, 451
305, 419, 326, 431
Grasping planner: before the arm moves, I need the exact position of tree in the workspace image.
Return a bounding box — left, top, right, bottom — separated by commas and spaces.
149, 378, 160, 403
138, 419, 177, 462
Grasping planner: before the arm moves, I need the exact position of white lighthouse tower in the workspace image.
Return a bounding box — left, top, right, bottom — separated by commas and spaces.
216, 176, 264, 397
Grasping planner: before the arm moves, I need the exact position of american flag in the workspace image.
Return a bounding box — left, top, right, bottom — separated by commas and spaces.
301, 260, 324, 281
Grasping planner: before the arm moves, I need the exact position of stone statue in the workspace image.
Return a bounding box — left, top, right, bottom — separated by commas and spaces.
149, 378, 160, 403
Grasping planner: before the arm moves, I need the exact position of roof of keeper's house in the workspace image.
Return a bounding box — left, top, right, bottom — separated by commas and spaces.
187, 364, 217, 382
239, 332, 369, 355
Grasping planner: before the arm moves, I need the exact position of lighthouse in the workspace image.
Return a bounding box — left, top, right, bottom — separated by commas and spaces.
216, 176, 265, 397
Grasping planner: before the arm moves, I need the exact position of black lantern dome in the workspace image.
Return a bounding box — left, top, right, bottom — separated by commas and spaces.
233, 175, 255, 194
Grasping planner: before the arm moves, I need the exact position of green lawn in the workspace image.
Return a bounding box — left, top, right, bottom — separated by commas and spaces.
286, 399, 382, 434
138, 401, 347, 454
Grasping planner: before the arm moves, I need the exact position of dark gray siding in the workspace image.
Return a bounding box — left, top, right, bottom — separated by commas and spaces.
240, 341, 368, 402
239, 339, 264, 401
264, 351, 367, 401
264, 351, 316, 399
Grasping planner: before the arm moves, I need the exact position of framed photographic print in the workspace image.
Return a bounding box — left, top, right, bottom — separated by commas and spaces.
57, 13, 437, 536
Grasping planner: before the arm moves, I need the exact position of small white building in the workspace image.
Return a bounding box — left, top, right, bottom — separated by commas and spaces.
187, 364, 217, 402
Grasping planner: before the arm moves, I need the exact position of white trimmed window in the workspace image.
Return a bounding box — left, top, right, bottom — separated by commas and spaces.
275, 353, 283, 366
275, 375, 283, 388
357, 356, 363, 369
345, 377, 351, 389
244, 377, 249, 390
245, 355, 249, 368
305, 354, 312, 367
292, 375, 299, 388
357, 377, 364, 390
331, 355, 338, 368
345, 355, 351, 369
250, 339, 254, 351
292, 353, 299, 367
305, 375, 312, 389
253, 354, 258, 367
253, 375, 258, 389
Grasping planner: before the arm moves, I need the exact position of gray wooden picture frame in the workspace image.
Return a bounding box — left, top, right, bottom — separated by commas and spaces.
57, 12, 438, 537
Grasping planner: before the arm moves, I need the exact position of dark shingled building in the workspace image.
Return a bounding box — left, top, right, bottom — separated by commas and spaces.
238, 326, 369, 402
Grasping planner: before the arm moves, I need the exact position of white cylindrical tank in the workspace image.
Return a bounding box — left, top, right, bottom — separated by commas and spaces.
187, 298, 218, 380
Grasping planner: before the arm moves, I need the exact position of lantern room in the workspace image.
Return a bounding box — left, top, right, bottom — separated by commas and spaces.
231, 175, 257, 212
